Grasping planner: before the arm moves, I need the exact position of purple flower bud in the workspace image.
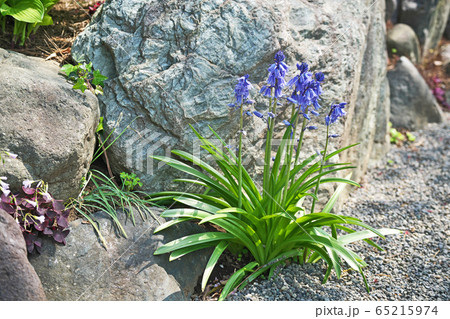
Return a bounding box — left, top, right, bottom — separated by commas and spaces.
287, 97, 297, 104
306, 126, 318, 130
283, 120, 291, 126
310, 110, 319, 116
6, 152, 18, 159
228, 103, 235, 108
245, 111, 253, 116
315, 72, 325, 82
253, 111, 264, 118
329, 134, 340, 138
302, 113, 311, 120
267, 112, 275, 118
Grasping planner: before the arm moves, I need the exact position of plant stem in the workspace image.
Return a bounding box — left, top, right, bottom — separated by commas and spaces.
263, 90, 275, 194
238, 102, 244, 209
281, 104, 299, 205
311, 124, 330, 213
293, 107, 309, 167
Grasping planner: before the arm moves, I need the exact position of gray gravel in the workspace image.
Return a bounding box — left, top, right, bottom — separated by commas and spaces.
229, 121, 449, 301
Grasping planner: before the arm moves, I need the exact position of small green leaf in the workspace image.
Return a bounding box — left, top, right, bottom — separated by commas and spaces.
96, 117, 104, 133
72, 78, 88, 92
92, 69, 108, 86
61, 64, 76, 76
406, 132, 416, 142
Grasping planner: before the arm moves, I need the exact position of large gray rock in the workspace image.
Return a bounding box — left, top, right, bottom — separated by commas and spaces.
387, 56, 445, 130
72, 0, 389, 194
0, 49, 99, 201
441, 43, 450, 75
28, 210, 210, 300
445, 11, 450, 39
341, 0, 389, 193
399, 0, 450, 56
0, 209, 46, 300
386, 23, 421, 64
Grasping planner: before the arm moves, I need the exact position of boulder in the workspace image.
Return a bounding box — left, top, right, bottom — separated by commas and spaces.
0, 209, 46, 300
398, 0, 450, 56
387, 56, 445, 130
441, 43, 450, 75
28, 209, 210, 300
341, 0, 389, 191
386, 23, 421, 64
72, 0, 389, 194
0, 49, 99, 201
445, 12, 450, 39
386, 0, 399, 23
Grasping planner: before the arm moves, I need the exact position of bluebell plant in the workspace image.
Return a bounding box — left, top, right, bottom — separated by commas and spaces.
149, 51, 399, 300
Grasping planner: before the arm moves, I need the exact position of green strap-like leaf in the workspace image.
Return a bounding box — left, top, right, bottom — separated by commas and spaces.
169, 242, 216, 261
218, 261, 259, 301
322, 173, 353, 214
202, 241, 229, 291
338, 228, 401, 245
153, 217, 194, 233
154, 232, 235, 255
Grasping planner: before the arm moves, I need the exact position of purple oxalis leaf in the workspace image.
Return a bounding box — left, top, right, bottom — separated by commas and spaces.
46, 210, 57, 219
22, 186, 36, 195
52, 200, 65, 212
53, 229, 70, 245
57, 214, 69, 228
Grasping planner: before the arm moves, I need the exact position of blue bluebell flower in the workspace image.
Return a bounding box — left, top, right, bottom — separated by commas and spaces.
287, 62, 325, 119
297, 62, 308, 73
245, 111, 253, 116
329, 134, 340, 138
267, 112, 276, 118
306, 125, 318, 131
260, 51, 289, 99
234, 74, 253, 105
325, 102, 347, 126
283, 120, 292, 126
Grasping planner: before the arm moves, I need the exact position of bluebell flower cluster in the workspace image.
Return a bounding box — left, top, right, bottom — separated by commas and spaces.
325, 102, 347, 126
233, 74, 253, 105
260, 51, 289, 98
287, 63, 324, 119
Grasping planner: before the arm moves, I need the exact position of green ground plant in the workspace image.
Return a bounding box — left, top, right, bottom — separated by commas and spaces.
61, 61, 108, 95
149, 51, 400, 300
389, 122, 416, 145
120, 172, 143, 192
68, 169, 160, 248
